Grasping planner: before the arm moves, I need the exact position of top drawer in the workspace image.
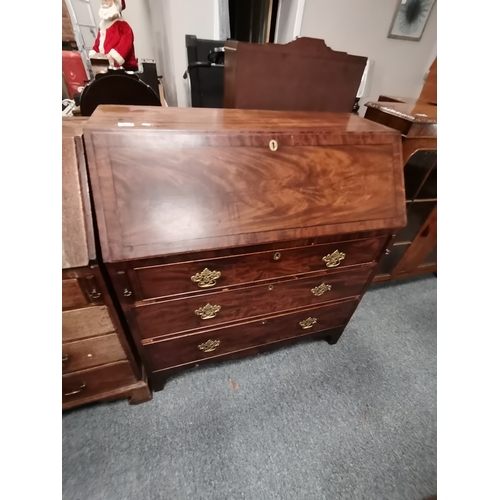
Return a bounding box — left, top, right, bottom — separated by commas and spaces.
134, 236, 385, 300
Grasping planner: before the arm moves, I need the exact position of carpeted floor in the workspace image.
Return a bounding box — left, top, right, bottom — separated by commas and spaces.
62, 275, 437, 500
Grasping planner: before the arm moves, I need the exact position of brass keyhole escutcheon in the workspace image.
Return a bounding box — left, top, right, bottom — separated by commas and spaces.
268, 285, 274, 291
269, 140, 278, 151
273, 252, 281, 261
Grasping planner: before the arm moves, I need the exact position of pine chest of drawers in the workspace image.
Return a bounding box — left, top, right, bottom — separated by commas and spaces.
83, 106, 406, 391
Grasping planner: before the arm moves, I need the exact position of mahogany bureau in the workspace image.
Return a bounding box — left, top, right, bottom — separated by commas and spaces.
83, 106, 407, 391
62, 118, 151, 409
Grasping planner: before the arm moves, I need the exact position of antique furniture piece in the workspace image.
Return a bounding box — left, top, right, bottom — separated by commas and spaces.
364, 97, 437, 283
223, 37, 367, 113
83, 106, 406, 391
62, 118, 151, 409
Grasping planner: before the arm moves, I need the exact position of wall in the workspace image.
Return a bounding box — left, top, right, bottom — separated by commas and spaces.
299, 0, 437, 114
164, 0, 217, 107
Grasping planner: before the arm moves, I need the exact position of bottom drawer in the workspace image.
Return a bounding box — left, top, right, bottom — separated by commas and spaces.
144, 299, 358, 372
62, 361, 137, 404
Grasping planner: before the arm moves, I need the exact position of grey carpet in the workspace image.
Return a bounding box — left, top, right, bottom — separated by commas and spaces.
62, 275, 437, 500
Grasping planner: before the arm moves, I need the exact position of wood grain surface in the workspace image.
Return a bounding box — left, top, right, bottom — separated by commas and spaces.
83, 106, 406, 262
134, 267, 371, 341
62, 305, 116, 342
62, 137, 90, 269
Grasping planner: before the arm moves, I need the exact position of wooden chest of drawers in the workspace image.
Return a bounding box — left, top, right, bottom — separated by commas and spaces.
83, 106, 406, 391
62, 119, 151, 409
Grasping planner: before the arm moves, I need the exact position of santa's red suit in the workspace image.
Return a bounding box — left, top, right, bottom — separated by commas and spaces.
89, 1, 138, 70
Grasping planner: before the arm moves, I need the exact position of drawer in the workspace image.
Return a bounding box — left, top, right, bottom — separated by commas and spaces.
62, 279, 88, 310
144, 299, 358, 371
135, 236, 385, 300
62, 361, 137, 404
134, 266, 372, 341
62, 305, 116, 342
62, 333, 127, 374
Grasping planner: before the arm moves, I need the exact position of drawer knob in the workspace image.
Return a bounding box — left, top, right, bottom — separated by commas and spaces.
191, 268, 222, 288
299, 317, 318, 330
311, 283, 332, 296
198, 339, 221, 353
195, 303, 221, 320
322, 250, 346, 268
63, 382, 86, 397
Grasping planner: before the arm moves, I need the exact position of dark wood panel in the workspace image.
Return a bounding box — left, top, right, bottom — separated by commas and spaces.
62, 333, 127, 374
223, 37, 367, 113
144, 299, 358, 371
135, 237, 384, 300
134, 267, 371, 341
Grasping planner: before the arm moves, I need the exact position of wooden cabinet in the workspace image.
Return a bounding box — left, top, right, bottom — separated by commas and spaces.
82, 106, 406, 391
62, 119, 151, 410
363, 100, 437, 283
223, 37, 367, 113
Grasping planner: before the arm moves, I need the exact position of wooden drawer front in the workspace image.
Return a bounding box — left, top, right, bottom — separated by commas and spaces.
62, 279, 88, 310
134, 266, 371, 341
136, 237, 384, 300
62, 305, 115, 342
62, 333, 127, 374
144, 299, 358, 371
62, 361, 137, 404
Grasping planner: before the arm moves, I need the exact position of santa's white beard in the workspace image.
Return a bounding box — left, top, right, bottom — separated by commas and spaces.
99, 3, 120, 21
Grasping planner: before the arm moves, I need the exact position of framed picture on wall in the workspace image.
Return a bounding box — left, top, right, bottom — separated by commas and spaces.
388, 0, 436, 41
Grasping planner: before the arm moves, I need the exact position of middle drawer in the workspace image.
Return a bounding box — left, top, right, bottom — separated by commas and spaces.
133, 266, 371, 341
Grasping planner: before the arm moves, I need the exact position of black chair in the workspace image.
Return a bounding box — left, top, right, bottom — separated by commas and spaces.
184, 34, 226, 108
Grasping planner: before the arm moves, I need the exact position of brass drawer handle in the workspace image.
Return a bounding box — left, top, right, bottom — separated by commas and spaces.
191, 268, 222, 288
198, 339, 221, 352
62, 354, 70, 364
195, 303, 221, 320
299, 317, 317, 330
322, 250, 346, 268
63, 382, 86, 397
311, 283, 332, 296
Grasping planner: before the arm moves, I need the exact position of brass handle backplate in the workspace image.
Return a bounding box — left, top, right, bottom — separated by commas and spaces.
299, 317, 317, 330
63, 382, 86, 397
311, 283, 332, 297
322, 250, 346, 268
191, 268, 222, 288
198, 339, 221, 353
195, 303, 221, 320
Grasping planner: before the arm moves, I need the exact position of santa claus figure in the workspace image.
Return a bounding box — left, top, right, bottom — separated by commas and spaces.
89, 0, 138, 71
